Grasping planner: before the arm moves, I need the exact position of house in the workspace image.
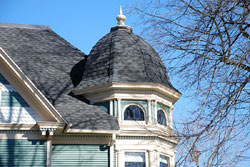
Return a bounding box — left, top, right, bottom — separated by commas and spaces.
0, 8, 181, 167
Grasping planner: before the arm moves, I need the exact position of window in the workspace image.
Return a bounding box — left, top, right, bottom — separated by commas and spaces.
160, 154, 170, 167
157, 109, 167, 126
124, 105, 144, 121
125, 152, 146, 167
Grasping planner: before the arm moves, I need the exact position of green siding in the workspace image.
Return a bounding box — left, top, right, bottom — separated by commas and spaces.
1, 91, 29, 107
0, 139, 47, 167
0, 74, 30, 108
96, 101, 110, 114
51, 144, 109, 167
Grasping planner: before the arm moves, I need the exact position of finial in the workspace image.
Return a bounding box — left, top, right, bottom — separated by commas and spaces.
111, 6, 132, 32
116, 5, 126, 26
120, 5, 123, 15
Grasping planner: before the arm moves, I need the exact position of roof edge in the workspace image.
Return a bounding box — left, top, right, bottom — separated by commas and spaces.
0, 22, 51, 30
0, 47, 67, 123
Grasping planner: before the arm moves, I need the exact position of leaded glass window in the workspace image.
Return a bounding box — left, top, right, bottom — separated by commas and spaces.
124, 105, 144, 121
125, 152, 146, 167
160, 154, 169, 167
157, 109, 167, 126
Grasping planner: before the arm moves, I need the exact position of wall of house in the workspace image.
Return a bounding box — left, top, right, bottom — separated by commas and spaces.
0, 74, 42, 124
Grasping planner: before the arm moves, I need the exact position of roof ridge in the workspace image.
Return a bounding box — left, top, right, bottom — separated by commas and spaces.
0, 22, 50, 30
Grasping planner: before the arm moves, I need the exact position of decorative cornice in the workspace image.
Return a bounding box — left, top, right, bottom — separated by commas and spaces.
53, 134, 112, 139
116, 136, 177, 147
65, 128, 119, 134
37, 121, 65, 136
40, 127, 56, 136
0, 123, 37, 130
0, 130, 40, 134
73, 82, 181, 104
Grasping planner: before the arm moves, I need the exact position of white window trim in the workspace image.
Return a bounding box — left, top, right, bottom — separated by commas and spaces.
159, 152, 172, 167
122, 150, 149, 167
157, 108, 168, 127
122, 103, 146, 122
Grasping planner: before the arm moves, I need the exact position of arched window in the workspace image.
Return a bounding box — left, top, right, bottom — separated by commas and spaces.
157, 109, 167, 126
124, 105, 145, 121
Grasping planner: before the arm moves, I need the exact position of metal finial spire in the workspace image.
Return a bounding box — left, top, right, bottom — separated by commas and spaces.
116, 5, 126, 26
120, 5, 123, 15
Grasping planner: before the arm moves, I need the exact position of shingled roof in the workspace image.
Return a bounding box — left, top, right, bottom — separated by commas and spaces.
75, 27, 179, 92
0, 23, 119, 130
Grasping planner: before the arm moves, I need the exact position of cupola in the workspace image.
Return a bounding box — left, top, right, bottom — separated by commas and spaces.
73, 7, 181, 132
72, 7, 181, 167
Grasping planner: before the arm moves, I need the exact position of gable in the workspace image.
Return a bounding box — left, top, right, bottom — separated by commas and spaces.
0, 73, 42, 124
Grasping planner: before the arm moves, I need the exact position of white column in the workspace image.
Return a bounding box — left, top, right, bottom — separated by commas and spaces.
170, 154, 175, 167
147, 100, 152, 124
110, 100, 113, 116
148, 150, 156, 167
110, 145, 114, 167
46, 139, 52, 167
156, 150, 160, 167
154, 101, 158, 124
169, 106, 174, 129
116, 150, 124, 167
118, 99, 122, 121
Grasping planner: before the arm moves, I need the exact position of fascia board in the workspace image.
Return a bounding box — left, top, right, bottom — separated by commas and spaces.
73, 82, 181, 103
0, 48, 66, 123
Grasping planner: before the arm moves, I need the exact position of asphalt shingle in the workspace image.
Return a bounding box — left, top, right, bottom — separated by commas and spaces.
0, 23, 119, 130
76, 28, 179, 93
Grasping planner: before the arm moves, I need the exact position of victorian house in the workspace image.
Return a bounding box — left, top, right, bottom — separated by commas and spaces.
0, 8, 181, 167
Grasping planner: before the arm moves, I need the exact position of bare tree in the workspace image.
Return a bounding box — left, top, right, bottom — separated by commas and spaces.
129, 0, 250, 166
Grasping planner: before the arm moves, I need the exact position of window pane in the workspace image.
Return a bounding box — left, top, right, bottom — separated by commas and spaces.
125, 152, 146, 167
157, 109, 167, 126
124, 105, 144, 121
160, 154, 169, 167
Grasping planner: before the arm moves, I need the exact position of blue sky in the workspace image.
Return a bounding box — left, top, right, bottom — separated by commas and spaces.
0, 0, 191, 123
0, 0, 139, 54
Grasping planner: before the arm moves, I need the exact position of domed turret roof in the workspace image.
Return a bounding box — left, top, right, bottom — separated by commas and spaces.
75, 9, 178, 92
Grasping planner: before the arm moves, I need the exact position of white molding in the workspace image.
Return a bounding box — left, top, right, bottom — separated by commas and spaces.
65, 128, 119, 134
110, 100, 113, 116
121, 103, 146, 123
0, 48, 65, 123
147, 100, 152, 124
110, 145, 114, 167
154, 101, 157, 124
47, 139, 52, 167
0, 124, 37, 130
52, 134, 113, 144
157, 107, 169, 127
118, 99, 121, 121
73, 82, 181, 104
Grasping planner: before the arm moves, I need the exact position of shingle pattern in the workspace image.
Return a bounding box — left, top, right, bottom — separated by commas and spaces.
0, 23, 119, 130
76, 28, 178, 92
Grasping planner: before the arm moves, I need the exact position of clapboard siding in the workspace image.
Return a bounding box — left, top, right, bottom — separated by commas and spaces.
51, 144, 109, 167
1, 91, 29, 107
0, 139, 47, 167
